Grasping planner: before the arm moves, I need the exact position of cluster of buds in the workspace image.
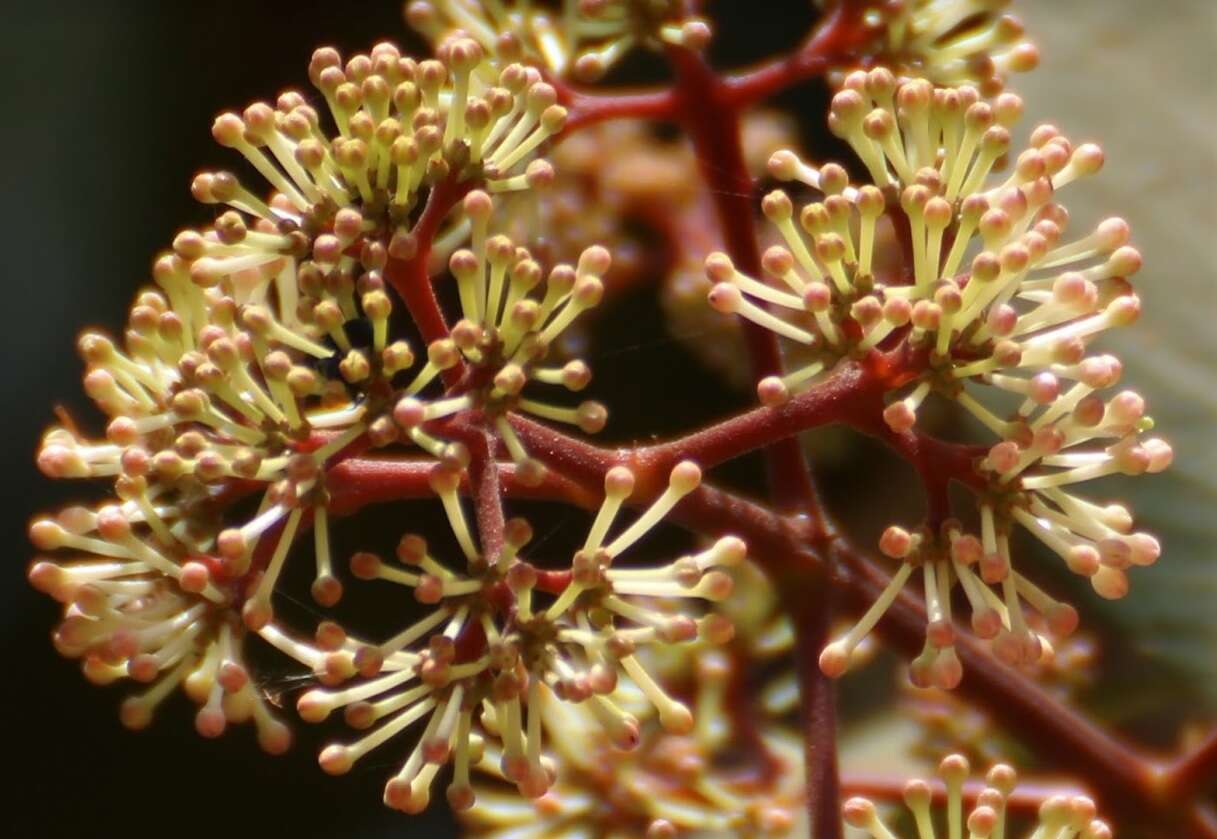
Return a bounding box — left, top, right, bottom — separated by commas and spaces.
821, 523, 1083, 689
29, 212, 382, 744
27, 33, 617, 789
406, 0, 711, 82
820, 412, 1167, 681
844, 754, 1111, 839
293, 461, 740, 812
467, 545, 805, 837
467, 673, 805, 837
824, 0, 1039, 93
905, 631, 1096, 767
198, 39, 564, 261
714, 69, 1144, 410
704, 69, 1169, 679
405, 191, 611, 483
705, 160, 891, 407
28, 484, 292, 751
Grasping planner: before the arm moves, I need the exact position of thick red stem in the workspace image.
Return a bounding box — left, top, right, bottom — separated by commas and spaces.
383, 175, 474, 388
660, 61, 843, 836
325, 457, 598, 516
631, 360, 878, 476
790, 577, 842, 839
722, 0, 874, 109
466, 427, 506, 559
667, 45, 819, 515
561, 86, 680, 133
1165, 728, 1217, 804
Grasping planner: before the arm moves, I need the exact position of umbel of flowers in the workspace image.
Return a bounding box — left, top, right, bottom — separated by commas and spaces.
821, 0, 1040, 94
406, 0, 711, 81
844, 753, 1111, 839
415, 192, 612, 484
465, 547, 806, 837
297, 461, 740, 812
199, 39, 567, 253
705, 68, 1170, 685
28, 33, 615, 775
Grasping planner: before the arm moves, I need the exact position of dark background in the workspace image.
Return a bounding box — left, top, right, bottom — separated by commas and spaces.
3, 1, 1214, 837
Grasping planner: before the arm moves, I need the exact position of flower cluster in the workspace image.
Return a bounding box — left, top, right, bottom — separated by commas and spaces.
295, 461, 740, 812
711, 69, 1139, 409
201, 40, 565, 248
905, 629, 1096, 767
824, 0, 1039, 94
28, 32, 614, 779
844, 754, 1111, 839
165, 39, 593, 473
406, 0, 710, 81
467, 677, 805, 837
28, 465, 293, 750
28, 226, 377, 745
466, 547, 804, 838
25, 2, 1176, 834
411, 191, 612, 483
703, 69, 1169, 682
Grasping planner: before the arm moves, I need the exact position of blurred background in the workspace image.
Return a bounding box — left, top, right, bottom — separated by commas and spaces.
1, 1, 1213, 836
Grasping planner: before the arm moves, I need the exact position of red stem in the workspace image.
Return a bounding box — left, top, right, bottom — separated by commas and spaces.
559, 0, 875, 131
791, 582, 842, 837
631, 360, 876, 476
1165, 728, 1217, 803
561, 87, 680, 134
666, 44, 819, 511
722, 0, 874, 109
325, 457, 598, 516
383, 174, 473, 388
466, 427, 506, 559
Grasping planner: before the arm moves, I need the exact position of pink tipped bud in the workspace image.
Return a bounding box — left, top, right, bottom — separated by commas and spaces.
879, 526, 913, 558
818, 640, 851, 678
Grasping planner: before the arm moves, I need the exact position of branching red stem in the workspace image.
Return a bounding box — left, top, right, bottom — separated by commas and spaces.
319, 439, 1214, 833
308, 6, 1217, 834
1164, 727, 1217, 804
464, 427, 507, 560
561, 86, 680, 133
722, 0, 875, 109
384, 174, 474, 388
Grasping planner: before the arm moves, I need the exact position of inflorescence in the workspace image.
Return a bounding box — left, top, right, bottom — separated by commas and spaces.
824, 0, 1039, 94
704, 68, 1170, 685
420, 194, 612, 482
465, 545, 804, 837
301, 462, 739, 812
844, 754, 1111, 839
28, 31, 624, 804
29, 1, 1168, 833
406, 0, 710, 81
